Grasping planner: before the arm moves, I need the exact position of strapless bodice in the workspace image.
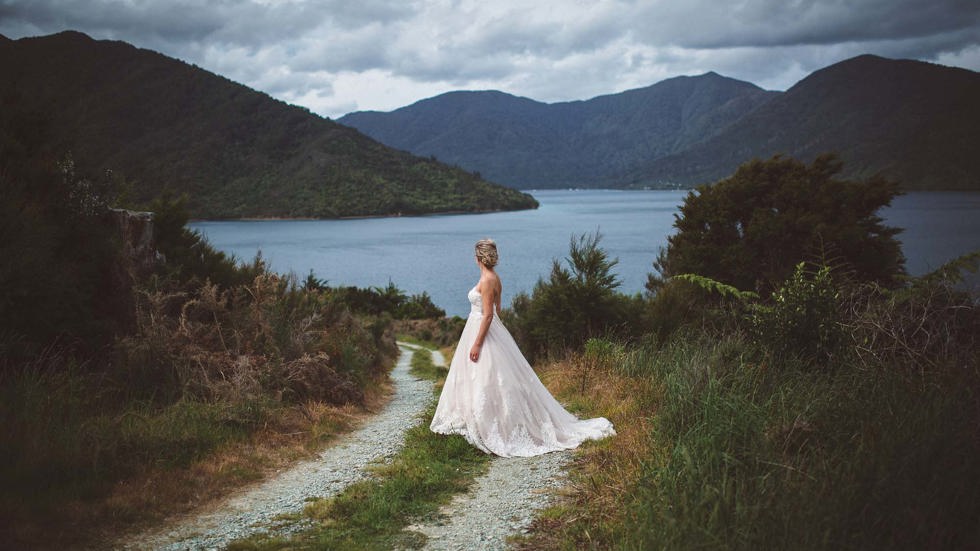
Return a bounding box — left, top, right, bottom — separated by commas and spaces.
468, 286, 482, 315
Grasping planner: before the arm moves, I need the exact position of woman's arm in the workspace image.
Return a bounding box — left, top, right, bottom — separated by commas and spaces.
495, 283, 503, 317
469, 281, 496, 362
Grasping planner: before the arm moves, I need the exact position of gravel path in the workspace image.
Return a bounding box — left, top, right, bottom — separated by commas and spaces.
123, 342, 435, 550
122, 342, 570, 550
408, 451, 572, 550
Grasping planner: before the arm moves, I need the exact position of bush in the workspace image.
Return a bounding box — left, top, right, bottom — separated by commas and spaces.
322, 280, 446, 319
0, 150, 128, 356
150, 193, 266, 289
750, 263, 846, 367
843, 251, 980, 373
505, 232, 644, 361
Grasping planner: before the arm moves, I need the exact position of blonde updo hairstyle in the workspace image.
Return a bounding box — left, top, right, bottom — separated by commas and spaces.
475, 238, 498, 268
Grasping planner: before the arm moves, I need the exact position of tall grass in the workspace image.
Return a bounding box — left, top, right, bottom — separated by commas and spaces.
517, 328, 980, 550
624, 332, 980, 549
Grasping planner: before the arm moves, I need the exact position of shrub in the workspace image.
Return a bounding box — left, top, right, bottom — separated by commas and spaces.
505, 232, 643, 361
750, 263, 846, 367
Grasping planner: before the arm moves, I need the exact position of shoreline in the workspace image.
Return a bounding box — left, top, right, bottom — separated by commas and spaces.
189, 204, 541, 223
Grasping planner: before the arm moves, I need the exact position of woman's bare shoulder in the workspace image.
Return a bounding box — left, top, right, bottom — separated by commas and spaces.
480, 272, 502, 295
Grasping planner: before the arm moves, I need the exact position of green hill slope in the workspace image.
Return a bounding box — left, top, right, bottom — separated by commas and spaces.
0, 31, 537, 217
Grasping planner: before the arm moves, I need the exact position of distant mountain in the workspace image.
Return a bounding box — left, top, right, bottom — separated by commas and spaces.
0, 31, 537, 218
628, 55, 980, 190
340, 55, 979, 191
339, 74, 777, 188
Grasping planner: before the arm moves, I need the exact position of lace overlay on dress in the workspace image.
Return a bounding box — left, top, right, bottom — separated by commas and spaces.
429, 286, 615, 457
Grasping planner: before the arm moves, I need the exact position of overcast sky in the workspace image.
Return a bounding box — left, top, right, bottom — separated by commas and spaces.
2, 0, 979, 119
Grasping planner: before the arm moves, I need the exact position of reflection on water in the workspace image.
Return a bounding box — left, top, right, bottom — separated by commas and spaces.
191, 190, 980, 318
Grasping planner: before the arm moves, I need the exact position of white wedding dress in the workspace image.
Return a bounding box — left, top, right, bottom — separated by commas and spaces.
430, 286, 615, 457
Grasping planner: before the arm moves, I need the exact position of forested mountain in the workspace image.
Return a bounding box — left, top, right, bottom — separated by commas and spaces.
628, 55, 980, 190
339, 74, 777, 188
0, 31, 538, 218
340, 55, 979, 191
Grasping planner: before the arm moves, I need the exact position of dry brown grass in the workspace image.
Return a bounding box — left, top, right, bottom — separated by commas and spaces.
10, 377, 394, 550
515, 354, 661, 550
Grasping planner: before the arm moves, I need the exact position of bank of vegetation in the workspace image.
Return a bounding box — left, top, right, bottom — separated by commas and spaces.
504, 155, 980, 549
0, 126, 445, 547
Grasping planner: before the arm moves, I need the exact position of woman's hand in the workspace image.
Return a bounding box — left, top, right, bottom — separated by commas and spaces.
469, 343, 482, 362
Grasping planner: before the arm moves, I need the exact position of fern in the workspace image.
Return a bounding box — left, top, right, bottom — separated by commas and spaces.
917, 250, 980, 286
672, 274, 760, 301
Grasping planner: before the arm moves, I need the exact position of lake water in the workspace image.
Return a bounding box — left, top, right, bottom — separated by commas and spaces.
191, 190, 980, 317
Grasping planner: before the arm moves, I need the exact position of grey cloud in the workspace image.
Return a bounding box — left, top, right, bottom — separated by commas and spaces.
635, 0, 980, 49
1, 0, 977, 119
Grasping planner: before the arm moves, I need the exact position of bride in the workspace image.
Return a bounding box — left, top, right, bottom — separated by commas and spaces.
430, 239, 615, 457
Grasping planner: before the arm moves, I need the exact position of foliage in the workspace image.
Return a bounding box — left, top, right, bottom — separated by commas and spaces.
623, 331, 980, 550
651, 154, 906, 295
672, 273, 760, 301
521, 271, 980, 549
750, 263, 847, 367
505, 232, 646, 361
0, 114, 127, 354
114, 273, 394, 405
321, 281, 446, 320
0, 145, 405, 546
914, 250, 980, 287
844, 251, 980, 374
578, 338, 623, 393
150, 193, 267, 288
393, 316, 466, 348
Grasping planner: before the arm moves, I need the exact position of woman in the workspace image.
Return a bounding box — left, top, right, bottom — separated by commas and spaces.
430, 238, 615, 457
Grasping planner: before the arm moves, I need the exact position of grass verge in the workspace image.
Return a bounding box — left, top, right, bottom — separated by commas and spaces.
408, 344, 449, 380
0, 360, 388, 549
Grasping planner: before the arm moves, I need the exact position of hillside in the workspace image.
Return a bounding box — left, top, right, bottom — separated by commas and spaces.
339, 74, 776, 188
340, 55, 980, 191
0, 31, 538, 218
628, 55, 980, 190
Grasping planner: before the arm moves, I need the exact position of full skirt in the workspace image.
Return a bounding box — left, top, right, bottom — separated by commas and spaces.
430, 313, 615, 457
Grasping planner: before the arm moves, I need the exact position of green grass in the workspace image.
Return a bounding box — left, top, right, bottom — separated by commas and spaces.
621, 334, 980, 550
408, 345, 449, 381
229, 345, 489, 550
514, 331, 980, 550
0, 363, 267, 505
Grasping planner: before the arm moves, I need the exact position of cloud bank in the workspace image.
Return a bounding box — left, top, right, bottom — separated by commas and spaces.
2, 0, 978, 118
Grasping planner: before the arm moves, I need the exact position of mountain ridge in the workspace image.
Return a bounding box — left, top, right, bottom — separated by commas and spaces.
340, 55, 979, 191
340, 73, 777, 188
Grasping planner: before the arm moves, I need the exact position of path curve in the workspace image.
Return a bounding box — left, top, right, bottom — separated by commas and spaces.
123, 343, 435, 550
410, 449, 572, 550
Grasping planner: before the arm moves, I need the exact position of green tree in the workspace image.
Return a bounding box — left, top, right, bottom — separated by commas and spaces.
507, 232, 639, 360
650, 154, 906, 295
